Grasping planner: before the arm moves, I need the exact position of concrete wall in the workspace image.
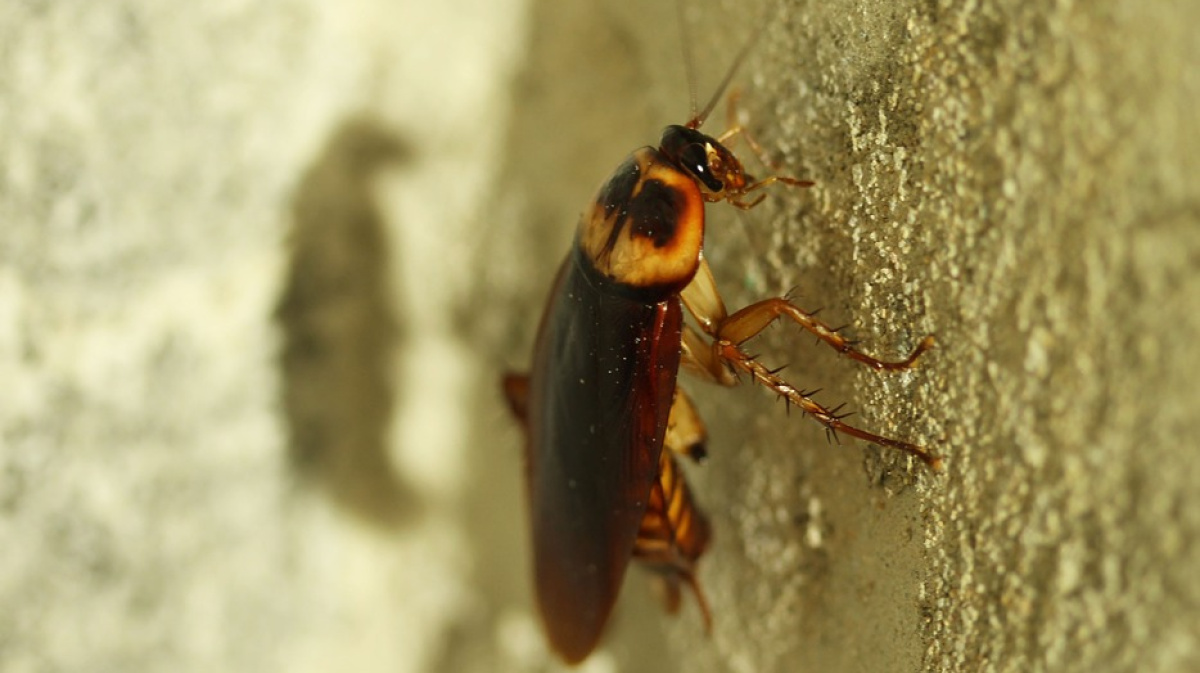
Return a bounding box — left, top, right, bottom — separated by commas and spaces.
3, 1, 1198, 672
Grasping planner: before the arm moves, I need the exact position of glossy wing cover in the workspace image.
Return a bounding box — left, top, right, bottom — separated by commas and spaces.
517, 250, 683, 663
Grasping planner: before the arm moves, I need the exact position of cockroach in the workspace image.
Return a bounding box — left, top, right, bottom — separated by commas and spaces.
502, 12, 940, 665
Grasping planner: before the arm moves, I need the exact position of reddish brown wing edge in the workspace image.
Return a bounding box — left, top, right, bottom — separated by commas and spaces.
505, 254, 683, 663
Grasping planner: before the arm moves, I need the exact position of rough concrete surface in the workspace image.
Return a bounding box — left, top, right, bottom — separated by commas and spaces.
3, 1, 1199, 673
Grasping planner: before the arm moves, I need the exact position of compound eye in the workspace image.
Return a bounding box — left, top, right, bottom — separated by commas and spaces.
680, 143, 723, 192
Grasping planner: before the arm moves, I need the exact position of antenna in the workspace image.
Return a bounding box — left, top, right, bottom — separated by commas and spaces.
676, 0, 699, 122
683, 4, 773, 130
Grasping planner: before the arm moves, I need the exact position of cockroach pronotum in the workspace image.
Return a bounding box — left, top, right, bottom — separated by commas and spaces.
502, 10, 940, 665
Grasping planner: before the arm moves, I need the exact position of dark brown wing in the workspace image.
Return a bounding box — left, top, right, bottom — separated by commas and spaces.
522, 250, 683, 663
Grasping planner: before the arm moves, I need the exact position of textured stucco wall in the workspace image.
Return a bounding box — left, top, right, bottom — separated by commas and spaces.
4, 0, 1199, 672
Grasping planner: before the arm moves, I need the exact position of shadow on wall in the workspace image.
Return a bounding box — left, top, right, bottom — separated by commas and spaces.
275, 118, 417, 528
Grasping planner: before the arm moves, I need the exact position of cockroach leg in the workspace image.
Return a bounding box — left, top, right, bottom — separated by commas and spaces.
684, 569, 713, 633
501, 373, 536, 480
649, 574, 683, 615
716, 124, 747, 147
639, 551, 714, 634
678, 259, 939, 469
728, 176, 816, 211
663, 568, 712, 634
683, 241, 931, 371
729, 194, 768, 210
501, 373, 531, 424
744, 174, 816, 195
632, 388, 719, 631
679, 255, 728, 333
681, 325, 737, 386
717, 89, 746, 141
717, 89, 781, 172
715, 340, 942, 470
634, 445, 714, 631
665, 388, 709, 462
716, 297, 936, 371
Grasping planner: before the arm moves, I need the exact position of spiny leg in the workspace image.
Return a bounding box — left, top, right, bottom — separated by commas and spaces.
717, 297, 935, 371
715, 340, 942, 470
681, 256, 933, 371
681, 325, 738, 386
678, 242, 939, 469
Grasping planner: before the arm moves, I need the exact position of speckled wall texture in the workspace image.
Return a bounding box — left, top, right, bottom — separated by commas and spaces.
3, 1, 1198, 672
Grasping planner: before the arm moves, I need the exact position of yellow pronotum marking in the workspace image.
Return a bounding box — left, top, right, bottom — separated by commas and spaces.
579, 148, 705, 289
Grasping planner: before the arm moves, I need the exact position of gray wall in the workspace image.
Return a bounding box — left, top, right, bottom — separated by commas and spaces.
3, 1, 1198, 672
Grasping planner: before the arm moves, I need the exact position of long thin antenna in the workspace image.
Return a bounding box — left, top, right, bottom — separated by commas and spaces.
686, 5, 773, 130
676, 0, 699, 122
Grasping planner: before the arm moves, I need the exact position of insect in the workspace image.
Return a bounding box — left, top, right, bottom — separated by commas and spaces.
501, 14, 940, 665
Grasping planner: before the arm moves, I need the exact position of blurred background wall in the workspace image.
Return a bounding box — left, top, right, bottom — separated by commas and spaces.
2, 1, 1199, 672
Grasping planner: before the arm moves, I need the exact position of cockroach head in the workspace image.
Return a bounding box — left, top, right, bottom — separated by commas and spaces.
660, 125, 749, 197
